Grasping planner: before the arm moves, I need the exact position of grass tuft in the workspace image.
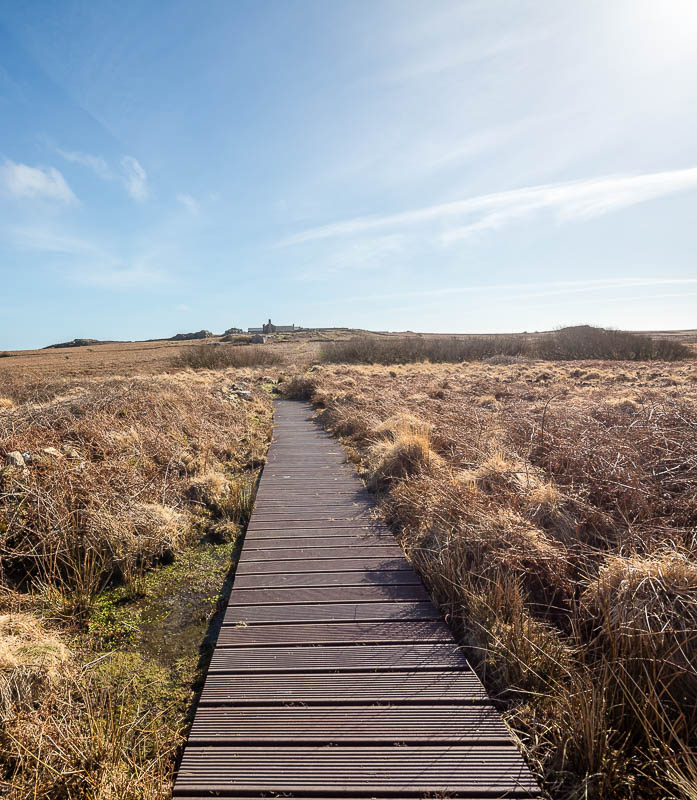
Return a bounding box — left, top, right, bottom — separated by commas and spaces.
174, 343, 283, 369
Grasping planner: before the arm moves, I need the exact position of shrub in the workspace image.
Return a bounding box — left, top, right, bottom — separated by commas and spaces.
282, 373, 319, 400
535, 325, 693, 361
365, 414, 442, 488
174, 344, 283, 369
320, 328, 694, 365
289, 361, 697, 798
320, 335, 526, 364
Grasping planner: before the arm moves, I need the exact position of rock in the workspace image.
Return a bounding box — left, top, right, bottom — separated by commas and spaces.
169, 330, 213, 341
5, 451, 25, 467
21, 452, 32, 464
60, 444, 81, 459
250, 333, 266, 344
44, 338, 112, 349
41, 447, 63, 459
236, 390, 252, 400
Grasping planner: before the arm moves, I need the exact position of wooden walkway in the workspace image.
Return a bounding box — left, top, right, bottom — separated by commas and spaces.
173, 400, 540, 798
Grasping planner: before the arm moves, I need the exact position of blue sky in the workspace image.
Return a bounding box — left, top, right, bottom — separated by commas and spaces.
1, 0, 696, 349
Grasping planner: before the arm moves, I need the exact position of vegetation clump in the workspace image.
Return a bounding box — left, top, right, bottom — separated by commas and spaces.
285, 358, 697, 799
174, 343, 283, 369
319, 326, 693, 364
0, 367, 273, 797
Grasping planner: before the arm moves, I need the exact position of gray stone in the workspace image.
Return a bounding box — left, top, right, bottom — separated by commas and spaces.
60, 444, 81, 459
5, 451, 25, 467
236, 390, 252, 400
41, 447, 63, 459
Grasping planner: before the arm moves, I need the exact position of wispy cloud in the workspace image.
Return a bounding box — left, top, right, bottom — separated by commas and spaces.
77, 264, 168, 288
120, 155, 149, 201
55, 147, 153, 203
7, 226, 97, 255
381, 28, 548, 84
280, 166, 697, 247
176, 193, 199, 214
335, 277, 697, 305
295, 234, 405, 280
56, 148, 112, 180
5, 223, 169, 289
0, 159, 77, 204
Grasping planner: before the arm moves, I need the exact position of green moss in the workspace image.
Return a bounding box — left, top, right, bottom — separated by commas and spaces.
87, 541, 237, 659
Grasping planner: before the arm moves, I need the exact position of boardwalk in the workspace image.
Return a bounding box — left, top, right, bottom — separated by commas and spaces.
173, 400, 540, 798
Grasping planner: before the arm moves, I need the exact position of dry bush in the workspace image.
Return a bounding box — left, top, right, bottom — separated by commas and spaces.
365, 414, 443, 488
0, 372, 272, 604
536, 325, 693, 361
289, 359, 697, 799
174, 343, 283, 369
282, 373, 320, 399
0, 368, 274, 797
0, 619, 180, 799
320, 334, 526, 364
320, 327, 694, 365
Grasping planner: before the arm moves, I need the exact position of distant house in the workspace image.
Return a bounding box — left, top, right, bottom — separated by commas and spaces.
262, 318, 297, 334
248, 319, 300, 334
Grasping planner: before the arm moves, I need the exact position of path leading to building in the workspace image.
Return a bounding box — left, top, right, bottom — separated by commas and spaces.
173, 399, 540, 798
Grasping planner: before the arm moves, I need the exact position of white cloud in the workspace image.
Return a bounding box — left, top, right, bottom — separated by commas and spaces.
176, 193, 199, 214
76, 265, 168, 288
0, 160, 77, 204
7, 226, 96, 255
280, 166, 697, 247
56, 148, 112, 180
4, 223, 169, 289
295, 235, 405, 280
337, 277, 697, 305
120, 155, 148, 201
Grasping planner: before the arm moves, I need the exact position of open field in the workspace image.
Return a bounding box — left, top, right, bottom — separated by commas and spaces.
283, 357, 697, 799
2, 326, 694, 384
1, 327, 696, 798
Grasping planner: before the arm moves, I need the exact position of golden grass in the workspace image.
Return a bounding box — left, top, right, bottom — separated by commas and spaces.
0, 365, 275, 797
283, 358, 697, 799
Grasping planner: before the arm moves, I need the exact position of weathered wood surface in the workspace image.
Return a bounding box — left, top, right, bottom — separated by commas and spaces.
173, 400, 540, 798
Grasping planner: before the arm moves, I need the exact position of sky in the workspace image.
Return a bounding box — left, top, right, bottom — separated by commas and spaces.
1, 0, 696, 349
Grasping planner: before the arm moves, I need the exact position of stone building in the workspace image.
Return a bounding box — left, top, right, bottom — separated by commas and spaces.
248, 319, 299, 334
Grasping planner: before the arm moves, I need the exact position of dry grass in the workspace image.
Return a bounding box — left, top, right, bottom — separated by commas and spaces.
174, 343, 284, 369
283, 357, 697, 799
0, 366, 275, 797
320, 326, 694, 364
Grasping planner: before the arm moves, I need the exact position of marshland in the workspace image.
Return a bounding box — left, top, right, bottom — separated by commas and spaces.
0, 326, 695, 797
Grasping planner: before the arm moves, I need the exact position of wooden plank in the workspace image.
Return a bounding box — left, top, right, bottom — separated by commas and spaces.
227, 585, 431, 605
173, 745, 539, 796
188, 705, 511, 744
208, 643, 468, 673
216, 620, 451, 646
238, 545, 403, 561
198, 670, 487, 706
232, 570, 422, 589
173, 399, 540, 799
235, 557, 410, 575
222, 601, 440, 625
